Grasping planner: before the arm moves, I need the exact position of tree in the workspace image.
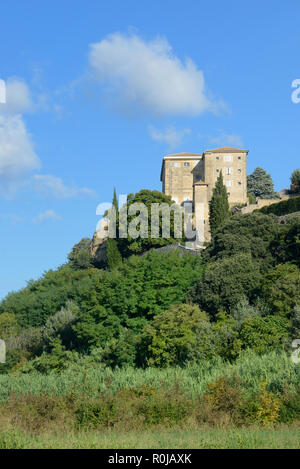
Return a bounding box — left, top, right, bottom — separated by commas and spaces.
290, 169, 300, 192
247, 167, 278, 199
68, 238, 94, 270
209, 171, 230, 236
42, 300, 79, 350
260, 264, 300, 317
192, 252, 261, 316
118, 189, 184, 256
106, 238, 122, 270
106, 188, 122, 269
203, 212, 279, 273
138, 303, 210, 367
0, 312, 20, 340
239, 316, 289, 354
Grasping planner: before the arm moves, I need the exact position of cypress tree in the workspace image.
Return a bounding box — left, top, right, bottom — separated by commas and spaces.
107, 188, 122, 269
209, 171, 230, 236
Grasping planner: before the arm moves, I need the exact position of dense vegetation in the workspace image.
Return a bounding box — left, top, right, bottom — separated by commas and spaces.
0, 185, 299, 446
258, 195, 300, 216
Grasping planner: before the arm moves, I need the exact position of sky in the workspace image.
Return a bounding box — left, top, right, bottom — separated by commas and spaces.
0, 0, 300, 299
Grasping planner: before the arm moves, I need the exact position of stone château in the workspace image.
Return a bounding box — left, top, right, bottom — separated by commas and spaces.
160, 146, 248, 243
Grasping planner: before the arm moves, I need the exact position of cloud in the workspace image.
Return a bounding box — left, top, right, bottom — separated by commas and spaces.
204, 130, 244, 148
32, 209, 62, 224
33, 174, 97, 199
148, 125, 191, 148
89, 33, 223, 117
0, 115, 40, 197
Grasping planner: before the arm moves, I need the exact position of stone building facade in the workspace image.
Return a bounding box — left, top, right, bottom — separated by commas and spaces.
160, 146, 248, 244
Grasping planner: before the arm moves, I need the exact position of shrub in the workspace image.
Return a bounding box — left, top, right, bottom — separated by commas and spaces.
256, 382, 281, 426
193, 253, 261, 316
42, 300, 79, 350
138, 304, 210, 367
239, 316, 289, 354
260, 264, 300, 317
259, 196, 300, 216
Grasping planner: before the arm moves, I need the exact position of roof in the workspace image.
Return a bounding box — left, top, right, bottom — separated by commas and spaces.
165, 152, 202, 157
204, 146, 248, 153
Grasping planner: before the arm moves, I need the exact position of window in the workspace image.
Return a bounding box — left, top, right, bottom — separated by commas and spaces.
226, 180, 231, 187
238, 156, 241, 160
226, 167, 232, 175
216, 169, 219, 172
224, 155, 233, 162
183, 162, 190, 167
238, 181, 242, 185
238, 168, 242, 173
216, 156, 219, 160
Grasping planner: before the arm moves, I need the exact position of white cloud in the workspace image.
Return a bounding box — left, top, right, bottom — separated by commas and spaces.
32, 209, 62, 224
89, 33, 223, 117
0, 115, 40, 197
33, 174, 97, 199
206, 130, 244, 148
148, 125, 191, 148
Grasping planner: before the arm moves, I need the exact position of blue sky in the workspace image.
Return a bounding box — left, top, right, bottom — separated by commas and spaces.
0, 0, 300, 299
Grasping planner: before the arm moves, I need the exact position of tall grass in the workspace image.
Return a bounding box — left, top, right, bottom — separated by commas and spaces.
0, 350, 298, 402
1, 427, 299, 449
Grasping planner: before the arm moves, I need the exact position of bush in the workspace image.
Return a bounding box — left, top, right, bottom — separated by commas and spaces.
260, 264, 300, 317
239, 316, 289, 354
42, 301, 79, 350
138, 304, 210, 367
259, 196, 300, 216
193, 253, 261, 316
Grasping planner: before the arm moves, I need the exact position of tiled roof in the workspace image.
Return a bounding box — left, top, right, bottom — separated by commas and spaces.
205, 146, 248, 153
165, 152, 202, 157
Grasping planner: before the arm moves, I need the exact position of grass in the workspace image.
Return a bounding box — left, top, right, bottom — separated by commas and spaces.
0, 349, 298, 402
0, 427, 299, 449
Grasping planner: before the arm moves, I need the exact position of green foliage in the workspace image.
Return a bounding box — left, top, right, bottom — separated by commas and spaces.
239, 316, 289, 354
193, 253, 261, 316
270, 216, 300, 266
42, 300, 79, 351
118, 189, 184, 256
209, 171, 230, 236
73, 250, 204, 353
138, 304, 210, 367
290, 169, 300, 190
259, 196, 300, 216
290, 306, 300, 340
106, 238, 122, 270
278, 386, 300, 423
247, 167, 278, 199
231, 296, 262, 327
247, 192, 256, 204
260, 264, 300, 317
0, 312, 20, 340
68, 238, 94, 270
0, 267, 102, 327
203, 212, 279, 272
